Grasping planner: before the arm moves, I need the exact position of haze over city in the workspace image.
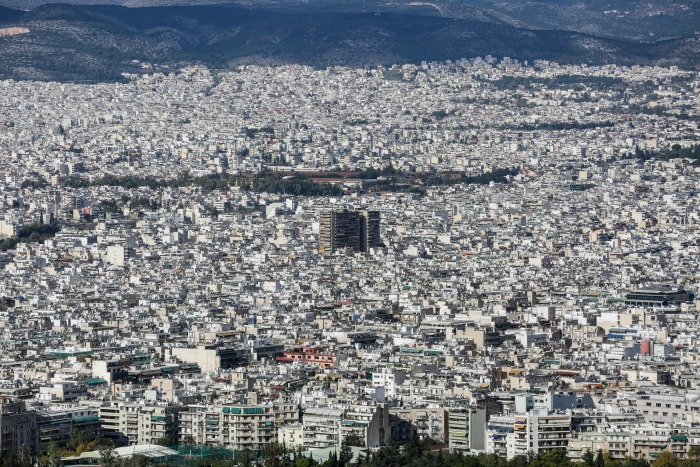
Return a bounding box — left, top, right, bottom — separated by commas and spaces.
0, 1, 698, 467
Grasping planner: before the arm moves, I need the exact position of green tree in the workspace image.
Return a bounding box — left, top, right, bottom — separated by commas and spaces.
603, 452, 624, 467
324, 450, 339, 467
153, 437, 172, 447
689, 446, 700, 461
343, 434, 365, 448
295, 455, 317, 467
18, 444, 33, 467
529, 449, 571, 467
67, 429, 87, 452
339, 441, 353, 467
0, 450, 32, 467
122, 454, 151, 467
264, 442, 287, 467
237, 449, 254, 467
405, 432, 423, 460
623, 459, 650, 467
655, 451, 679, 467
99, 443, 122, 467
595, 449, 605, 467
41, 441, 63, 467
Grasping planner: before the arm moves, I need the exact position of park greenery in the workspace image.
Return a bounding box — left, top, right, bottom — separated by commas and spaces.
60, 165, 516, 198
182, 442, 700, 467
634, 144, 700, 165
62, 171, 342, 196
20, 176, 49, 190
251, 172, 344, 197
249, 442, 700, 467
7, 428, 700, 467
245, 127, 276, 138
420, 167, 519, 188
25, 431, 165, 467
0, 224, 60, 251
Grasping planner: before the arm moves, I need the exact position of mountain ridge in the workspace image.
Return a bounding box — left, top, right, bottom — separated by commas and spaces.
0, 3, 697, 82
1, 0, 698, 41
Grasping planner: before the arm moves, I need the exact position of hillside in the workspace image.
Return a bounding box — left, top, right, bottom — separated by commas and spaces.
466, 0, 700, 41
0, 5, 23, 20
0, 3, 698, 82
1, 0, 699, 41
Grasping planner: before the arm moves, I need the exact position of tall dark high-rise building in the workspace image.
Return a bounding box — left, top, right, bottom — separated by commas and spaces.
319, 209, 361, 253
320, 209, 381, 253
360, 209, 381, 253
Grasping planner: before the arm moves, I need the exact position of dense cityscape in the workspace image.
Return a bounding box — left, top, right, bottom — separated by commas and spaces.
0, 55, 699, 467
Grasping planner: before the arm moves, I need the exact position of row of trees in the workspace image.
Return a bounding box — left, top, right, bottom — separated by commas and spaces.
13, 430, 700, 467
423, 167, 519, 187
259, 443, 700, 467
228, 439, 700, 467
62, 172, 245, 192
61, 165, 517, 198
363, 167, 517, 195
251, 173, 344, 197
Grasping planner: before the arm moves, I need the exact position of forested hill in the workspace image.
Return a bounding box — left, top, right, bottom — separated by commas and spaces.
0, 4, 698, 82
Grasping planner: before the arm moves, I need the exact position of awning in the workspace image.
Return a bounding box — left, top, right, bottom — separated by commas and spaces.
85, 378, 107, 385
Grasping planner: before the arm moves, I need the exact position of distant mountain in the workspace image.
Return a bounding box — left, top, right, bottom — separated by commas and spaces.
0, 3, 697, 82
0, 5, 23, 20
461, 0, 700, 41
0, 0, 698, 42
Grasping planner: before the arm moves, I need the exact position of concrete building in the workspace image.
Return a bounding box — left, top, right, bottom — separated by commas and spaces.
178, 405, 275, 451
512, 412, 572, 459
0, 399, 36, 457
302, 407, 344, 449
319, 209, 381, 253
36, 408, 100, 453
170, 345, 249, 373
448, 408, 487, 453
389, 407, 448, 444
99, 403, 178, 447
